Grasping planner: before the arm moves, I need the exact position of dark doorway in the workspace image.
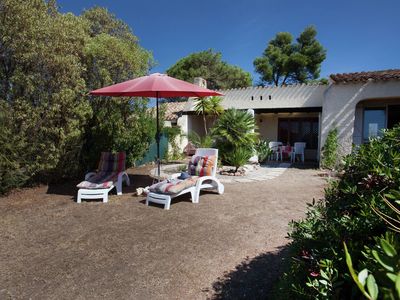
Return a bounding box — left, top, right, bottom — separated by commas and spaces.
388, 105, 400, 129
278, 118, 319, 149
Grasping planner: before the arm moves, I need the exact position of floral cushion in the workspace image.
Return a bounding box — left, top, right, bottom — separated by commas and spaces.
188, 155, 215, 177
149, 177, 198, 195
77, 172, 117, 189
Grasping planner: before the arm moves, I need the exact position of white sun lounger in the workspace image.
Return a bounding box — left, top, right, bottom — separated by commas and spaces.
146, 148, 224, 209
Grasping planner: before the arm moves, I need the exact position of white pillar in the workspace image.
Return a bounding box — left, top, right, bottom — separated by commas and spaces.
247, 109, 258, 164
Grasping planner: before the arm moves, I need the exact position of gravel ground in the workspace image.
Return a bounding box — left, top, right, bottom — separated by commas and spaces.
0, 166, 326, 299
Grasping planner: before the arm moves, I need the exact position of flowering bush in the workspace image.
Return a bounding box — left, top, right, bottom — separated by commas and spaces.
274, 126, 400, 299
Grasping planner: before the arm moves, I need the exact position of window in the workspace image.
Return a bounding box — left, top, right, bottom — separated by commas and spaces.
363, 108, 386, 142
278, 118, 319, 149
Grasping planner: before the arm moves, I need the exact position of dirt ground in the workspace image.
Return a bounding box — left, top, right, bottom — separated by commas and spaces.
0, 166, 326, 300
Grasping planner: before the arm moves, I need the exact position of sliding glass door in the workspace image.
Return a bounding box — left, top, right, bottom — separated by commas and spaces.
278, 118, 319, 149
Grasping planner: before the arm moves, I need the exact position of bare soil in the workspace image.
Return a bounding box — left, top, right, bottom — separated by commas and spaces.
0, 166, 326, 300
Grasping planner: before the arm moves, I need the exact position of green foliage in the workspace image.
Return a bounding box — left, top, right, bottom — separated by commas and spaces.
163, 126, 183, 161
321, 128, 339, 170
225, 148, 253, 172
255, 140, 273, 163
82, 6, 139, 43
0, 102, 29, 193
81, 98, 156, 169
345, 233, 400, 300
0, 0, 91, 183
305, 259, 341, 299
212, 108, 258, 167
194, 96, 224, 135
166, 49, 252, 90
254, 26, 326, 86
81, 7, 154, 169
0, 1, 154, 193
276, 126, 400, 299
187, 131, 214, 148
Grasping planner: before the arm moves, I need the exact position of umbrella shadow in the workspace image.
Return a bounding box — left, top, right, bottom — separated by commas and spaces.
46, 174, 154, 200
205, 246, 290, 300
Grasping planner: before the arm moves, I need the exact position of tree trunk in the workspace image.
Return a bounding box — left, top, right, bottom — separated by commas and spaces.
281, 74, 288, 86
274, 73, 279, 86
202, 109, 207, 135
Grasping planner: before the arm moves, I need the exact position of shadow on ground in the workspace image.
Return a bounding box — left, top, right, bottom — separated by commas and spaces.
46, 174, 154, 199
206, 246, 290, 300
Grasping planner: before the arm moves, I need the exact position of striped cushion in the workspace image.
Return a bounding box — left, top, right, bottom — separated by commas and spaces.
188, 155, 215, 177
149, 177, 198, 195
98, 152, 126, 173
76, 172, 118, 189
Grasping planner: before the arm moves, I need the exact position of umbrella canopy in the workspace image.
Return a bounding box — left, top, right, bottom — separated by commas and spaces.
90, 73, 222, 98
89, 73, 223, 180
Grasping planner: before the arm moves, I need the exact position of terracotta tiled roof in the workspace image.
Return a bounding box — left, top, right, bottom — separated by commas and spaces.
163, 102, 186, 121
330, 69, 400, 83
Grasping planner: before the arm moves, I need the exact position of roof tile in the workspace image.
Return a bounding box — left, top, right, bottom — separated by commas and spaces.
330, 69, 400, 83
163, 102, 186, 121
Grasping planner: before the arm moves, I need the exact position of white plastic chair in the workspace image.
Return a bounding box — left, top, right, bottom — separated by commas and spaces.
146, 148, 224, 209
269, 141, 282, 161
291, 142, 306, 163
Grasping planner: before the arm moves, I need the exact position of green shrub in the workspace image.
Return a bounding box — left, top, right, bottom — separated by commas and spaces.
212, 108, 257, 166
255, 140, 273, 163
275, 126, 400, 299
321, 128, 339, 170
163, 126, 183, 161
0, 2, 155, 193
0, 103, 29, 194
225, 148, 253, 172
187, 131, 214, 148
345, 232, 400, 300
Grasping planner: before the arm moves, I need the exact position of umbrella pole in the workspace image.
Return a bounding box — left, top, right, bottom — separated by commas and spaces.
156, 92, 161, 180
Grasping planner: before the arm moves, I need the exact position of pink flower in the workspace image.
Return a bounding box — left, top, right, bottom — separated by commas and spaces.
310, 271, 320, 277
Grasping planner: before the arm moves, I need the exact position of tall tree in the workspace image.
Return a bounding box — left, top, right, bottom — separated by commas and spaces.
0, 1, 155, 193
81, 7, 155, 168
167, 49, 252, 90
0, 0, 91, 180
254, 26, 326, 86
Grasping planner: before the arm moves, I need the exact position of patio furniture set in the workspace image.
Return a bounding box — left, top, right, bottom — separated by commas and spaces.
268, 141, 306, 163
76, 148, 224, 210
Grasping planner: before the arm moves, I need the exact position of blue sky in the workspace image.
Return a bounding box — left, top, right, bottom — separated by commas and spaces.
58, 0, 400, 84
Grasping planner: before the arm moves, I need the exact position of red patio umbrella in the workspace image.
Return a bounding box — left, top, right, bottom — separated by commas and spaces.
90, 73, 222, 178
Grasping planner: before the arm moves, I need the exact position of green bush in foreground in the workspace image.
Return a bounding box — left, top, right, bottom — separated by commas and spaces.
274, 126, 400, 299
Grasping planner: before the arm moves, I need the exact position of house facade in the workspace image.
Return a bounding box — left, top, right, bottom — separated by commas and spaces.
174, 70, 400, 162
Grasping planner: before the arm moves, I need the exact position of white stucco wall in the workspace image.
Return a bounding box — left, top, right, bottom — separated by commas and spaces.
184, 84, 325, 112
257, 114, 278, 140
321, 80, 400, 155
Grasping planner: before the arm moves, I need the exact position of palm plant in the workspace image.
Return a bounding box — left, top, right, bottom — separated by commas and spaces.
194, 96, 223, 135
225, 147, 253, 172
187, 131, 213, 148
212, 108, 258, 164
